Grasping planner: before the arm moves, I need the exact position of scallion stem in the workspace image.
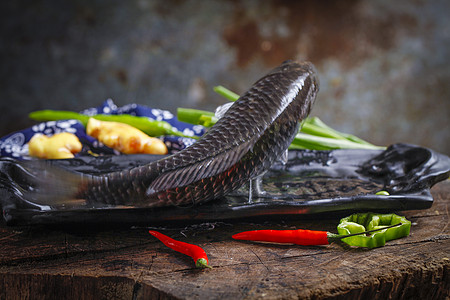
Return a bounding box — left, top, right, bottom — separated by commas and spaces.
291, 133, 385, 150
177, 108, 214, 125
213, 86, 239, 101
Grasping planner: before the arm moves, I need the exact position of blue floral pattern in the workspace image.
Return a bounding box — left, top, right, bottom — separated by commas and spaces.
0, 99, 204, 160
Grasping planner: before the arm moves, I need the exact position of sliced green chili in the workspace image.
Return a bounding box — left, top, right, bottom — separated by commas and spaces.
337, 213, 411, 248
375, 191, 390, 196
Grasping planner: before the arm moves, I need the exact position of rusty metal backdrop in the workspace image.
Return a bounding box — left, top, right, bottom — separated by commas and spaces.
0, 0, 449, 154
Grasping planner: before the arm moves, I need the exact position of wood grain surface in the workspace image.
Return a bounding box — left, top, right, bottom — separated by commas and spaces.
0, 181, 449, 299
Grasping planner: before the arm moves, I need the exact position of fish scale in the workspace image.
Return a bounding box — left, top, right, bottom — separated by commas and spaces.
74, 60, 319, 208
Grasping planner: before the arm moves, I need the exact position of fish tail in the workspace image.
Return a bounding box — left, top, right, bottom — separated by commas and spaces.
21, 160, 89, 208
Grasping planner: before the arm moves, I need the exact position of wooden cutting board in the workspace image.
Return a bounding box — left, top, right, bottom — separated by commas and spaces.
0, 181, 449, 299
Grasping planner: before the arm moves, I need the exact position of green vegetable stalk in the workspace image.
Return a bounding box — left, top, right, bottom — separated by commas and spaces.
29, 110, 197, 139
176, 108, 215, 127
289, 133, 385, 151
213, 85, 240, 102
177, 86, 385, 150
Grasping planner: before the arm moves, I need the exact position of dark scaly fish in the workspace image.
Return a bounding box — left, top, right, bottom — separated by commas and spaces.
30, 60, 319, 208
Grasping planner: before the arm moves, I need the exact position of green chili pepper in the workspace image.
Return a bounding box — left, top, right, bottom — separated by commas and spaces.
337, 213, 411, 248
29, 110, 197, 139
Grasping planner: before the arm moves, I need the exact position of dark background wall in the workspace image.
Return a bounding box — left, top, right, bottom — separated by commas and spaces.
1, 0, 449, 154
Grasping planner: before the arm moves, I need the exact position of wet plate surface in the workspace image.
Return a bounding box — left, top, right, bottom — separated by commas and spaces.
1, 144, 449, 225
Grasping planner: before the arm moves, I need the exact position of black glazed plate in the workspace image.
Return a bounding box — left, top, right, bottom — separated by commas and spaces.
1, 144, 449, 225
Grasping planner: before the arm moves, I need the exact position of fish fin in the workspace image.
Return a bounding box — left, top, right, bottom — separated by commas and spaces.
214, 102, 234, 120
247, 174, 266, 203
278, 149, 289, 165
147, 139, 254, 195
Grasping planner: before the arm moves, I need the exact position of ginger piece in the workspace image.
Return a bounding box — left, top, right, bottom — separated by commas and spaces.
28, 132, 82, 159
86, 118, 168, 155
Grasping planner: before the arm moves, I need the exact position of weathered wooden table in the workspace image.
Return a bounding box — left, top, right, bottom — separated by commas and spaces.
0, 180, 448, 299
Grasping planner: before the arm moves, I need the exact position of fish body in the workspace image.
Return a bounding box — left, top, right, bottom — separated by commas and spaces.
37, 61, 319, 208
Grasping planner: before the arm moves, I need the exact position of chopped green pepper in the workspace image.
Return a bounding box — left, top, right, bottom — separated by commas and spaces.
337, 213, 411, 248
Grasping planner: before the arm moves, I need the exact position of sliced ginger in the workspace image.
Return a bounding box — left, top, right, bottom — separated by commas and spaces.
28, 132, 82, 159
86, 118, 168, 155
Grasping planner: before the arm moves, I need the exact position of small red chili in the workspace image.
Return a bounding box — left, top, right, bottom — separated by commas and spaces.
149, 230, 211, 269
232, 223, 402, 246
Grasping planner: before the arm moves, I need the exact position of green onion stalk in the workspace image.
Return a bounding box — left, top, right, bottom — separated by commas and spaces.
177, 86, 385, 151
29, 110, 197, 139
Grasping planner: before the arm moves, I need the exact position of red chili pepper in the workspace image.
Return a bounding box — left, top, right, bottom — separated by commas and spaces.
148, 230, 211, 269
232, 223, 402, 246
232, 229, 329, 245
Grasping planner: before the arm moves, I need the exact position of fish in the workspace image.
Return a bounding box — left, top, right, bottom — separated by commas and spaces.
28, 60, 319, 208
